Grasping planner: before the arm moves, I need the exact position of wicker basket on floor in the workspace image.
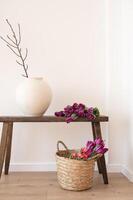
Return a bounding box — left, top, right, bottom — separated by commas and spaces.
56, 141, 100, 191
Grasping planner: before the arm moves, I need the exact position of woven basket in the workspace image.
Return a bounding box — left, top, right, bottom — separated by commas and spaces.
56, 141, 100, 191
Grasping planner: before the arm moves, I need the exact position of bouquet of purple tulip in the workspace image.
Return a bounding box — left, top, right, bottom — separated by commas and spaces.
55, 103, 100, 123
68, 138, 108, 160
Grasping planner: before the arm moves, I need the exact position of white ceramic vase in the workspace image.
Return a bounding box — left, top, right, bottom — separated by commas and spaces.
16, 77, 52, 116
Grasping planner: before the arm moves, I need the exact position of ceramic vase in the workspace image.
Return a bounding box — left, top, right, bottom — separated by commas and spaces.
16, 77, 52, 116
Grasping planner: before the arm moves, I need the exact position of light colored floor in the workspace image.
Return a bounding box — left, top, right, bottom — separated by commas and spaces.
0, 172, 133, 200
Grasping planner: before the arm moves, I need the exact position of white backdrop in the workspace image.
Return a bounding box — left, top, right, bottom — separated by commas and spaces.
0, 0, 132, 181
107, 0, 133, 181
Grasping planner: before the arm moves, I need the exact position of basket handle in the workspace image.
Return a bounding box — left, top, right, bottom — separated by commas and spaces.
57, 141, 69, 153
91, 154, 102, 161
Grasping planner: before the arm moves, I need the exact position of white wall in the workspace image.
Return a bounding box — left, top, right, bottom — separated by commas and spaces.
0, 0, 108, 170
107, 0, 133, 180
0, 0, 133, 181
122, 0, 133, 181
107, 0, 127, 169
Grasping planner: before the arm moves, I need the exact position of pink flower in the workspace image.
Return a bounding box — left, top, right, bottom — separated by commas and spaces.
81, 147, 92, 158
82, 153, 88, 160
77, 153, 84, 159
81, 147, 88, 153
71, 152, 77, 158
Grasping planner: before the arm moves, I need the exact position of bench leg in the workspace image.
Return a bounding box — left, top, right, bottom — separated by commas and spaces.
5, 122, 13, 175
91, 122, 108, 184
92, 122, 103, 174
0, 122, 9, 178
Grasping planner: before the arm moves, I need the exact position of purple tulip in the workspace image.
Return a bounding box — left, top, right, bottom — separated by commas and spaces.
66, 117, 73, 123
87, 107, 94, 115
95, 138, 102, 145
93, 138, 108, 155
55, 103, 100, 123
86, 141, 95, 150
86, 113, 95, 120
96, 147, 108, 154
55, 111, 65, 117
95, 145, 104, 153
77, 110, 85, 117
85, 149, 92, 157
95, 138, 104, 147
64, 105, 71, 110
102, 148, 108, 154
72, 103, 79, 109
64, 105, 74, 116
78, 103, 85, 110
74, 104, 85, 115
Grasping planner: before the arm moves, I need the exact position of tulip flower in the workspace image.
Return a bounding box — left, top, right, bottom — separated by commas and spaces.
55, 103, 100, 123
96, 147, 108, 154
68, 138, 108, 160
86, 141, 95, 150
95, 138, 104, 146
66, 117, 73, 123
55, 111, 65, 117
77, 153, 84, 159
71, 152, 77, 159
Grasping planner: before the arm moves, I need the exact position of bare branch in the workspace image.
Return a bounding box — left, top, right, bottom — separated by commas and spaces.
0, 19, 29, 78
7, 44, 20, 57
24, 48, 28, 61
18, 24, 21, 45
0, 36, 17, 48
7, 35, 16, 45
6, 19, 18, 43
16, 60, 23, 66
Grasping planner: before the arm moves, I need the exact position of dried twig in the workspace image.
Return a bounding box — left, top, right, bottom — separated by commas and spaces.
18, 24, 21, 45
7, 35, 16, 45
0, 36, 16, 48
7, 44, 20, 57
0, 19, 29, 78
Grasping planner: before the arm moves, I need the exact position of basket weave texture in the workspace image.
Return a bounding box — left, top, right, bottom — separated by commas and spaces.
56, 141, 98, 191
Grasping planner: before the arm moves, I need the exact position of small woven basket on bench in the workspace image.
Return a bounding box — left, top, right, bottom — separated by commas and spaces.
56, 141, 100, 191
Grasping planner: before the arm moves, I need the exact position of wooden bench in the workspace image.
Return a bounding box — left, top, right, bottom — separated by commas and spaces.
0, 115, 109, 184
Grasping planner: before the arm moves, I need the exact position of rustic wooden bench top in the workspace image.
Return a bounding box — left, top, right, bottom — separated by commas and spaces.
0, 115, 108, 122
